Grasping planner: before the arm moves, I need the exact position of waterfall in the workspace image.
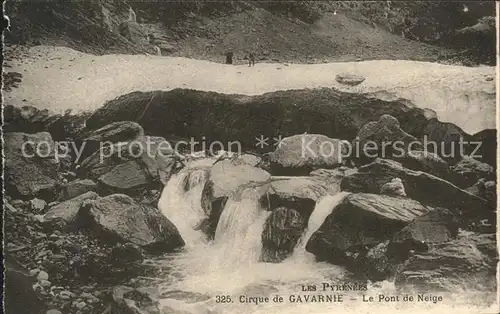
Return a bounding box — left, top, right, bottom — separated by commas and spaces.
153, 170, 492, 314
210, 188, 271, 270
158, 167, 209, 246
293, 192, 350, 256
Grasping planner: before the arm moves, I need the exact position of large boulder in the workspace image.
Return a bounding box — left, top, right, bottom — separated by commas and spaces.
391, 208, 459, 245
335, 73, 365, 86
422, 118, 468, 163
97, 159, 154, 194
306, 193, 432, 265
468, 129, 496, 168
267, 176, 328, 216
353, 207, 460, 282
269, 134, 347, 175
380, 178, 406, 197
79, 135, 178, 195
450, 156, 495, 188
395, 150, 450, 180
466, 179, 496, 207
77, 194, 184, 253
386, 207, 460, 264
79, 121, 144, 162
43, 191, 99, 229
309, 167, 357, 191
353, 240, 395, 281
4, 105, 58, 134
4, 105, 89, 140
341, 158, 493, 223
4, 256, 45, 314
104, 285, 160, 314
5, 132, 62, 201
353, 114, 418, 160
261, 207, 306, 263
237, 154, 262, 167
58, 179, 98, 201
395, 232, 497, 292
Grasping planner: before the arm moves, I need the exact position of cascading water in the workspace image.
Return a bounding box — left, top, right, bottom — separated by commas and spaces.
158, 165, 210, 246
294, 192, 351, 256
151, 163, 497, 314
211, 187, 271, 270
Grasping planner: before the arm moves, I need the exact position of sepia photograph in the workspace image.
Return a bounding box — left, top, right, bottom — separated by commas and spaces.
2, 1, 498, 313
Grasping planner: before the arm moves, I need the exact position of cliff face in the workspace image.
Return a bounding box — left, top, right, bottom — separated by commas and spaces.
4, 0, 155, 54
5, 1, 496, 64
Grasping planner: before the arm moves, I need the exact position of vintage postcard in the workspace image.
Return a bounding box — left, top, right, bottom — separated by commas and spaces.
2, 1, 498, 314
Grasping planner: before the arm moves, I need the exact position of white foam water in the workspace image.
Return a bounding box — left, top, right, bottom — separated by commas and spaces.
294, 192, 351, 256
211, 188, 271, 270
153, 163, 497, 314
158, 166, 210, 246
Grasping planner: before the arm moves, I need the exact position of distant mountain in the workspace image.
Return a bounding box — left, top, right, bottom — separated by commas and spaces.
4, 1, 495, 64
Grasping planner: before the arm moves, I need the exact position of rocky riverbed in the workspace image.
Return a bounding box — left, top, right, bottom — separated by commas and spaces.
3, 92, 497, 313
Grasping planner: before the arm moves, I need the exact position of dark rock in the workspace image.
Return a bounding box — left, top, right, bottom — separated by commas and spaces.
3, 105, 88, 141
466, 179, 496, 206
58, 179, 98, 201
77, 194, 184, 253
261, 207, 305, 262
104, 286, 160, 314
5, 132, 62, 201
4, 105, 54, 134
353, 114, 418, 161
5, 201, 19, 213
109, 243, 144, 266
11, 199, 26, 207
237, 154, 262, 167
454, 16, 495, 65
138, 189, 162, 207
335, 73, 365, 86
97, 159, 152, 193
468, 129, 496, 168
395, 150, 450, 180
306, 193, 432, 265
78, 141, 138, 179
85, 88, 432, 153
450, 156, 495, 188
309, 167, 357, 190
395, 232, 497, 292
79, 136, 177, 194
341, 158, 493, 223
268, 176, 328, 216
393, 207, 459, 244
354, 240, 396, 281
43, 191, 99, 229
387, 208, 459, 262
269, 134, 347, 175
380, 178, 406, 197
4, 256, 45, 314
80, 121, 144, 161
422, 118, 468, 163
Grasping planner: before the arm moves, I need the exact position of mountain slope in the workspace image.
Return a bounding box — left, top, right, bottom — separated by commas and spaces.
6, 1, 494, 64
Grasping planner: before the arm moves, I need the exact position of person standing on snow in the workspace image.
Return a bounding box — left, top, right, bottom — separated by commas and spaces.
248, 50, 255, 67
